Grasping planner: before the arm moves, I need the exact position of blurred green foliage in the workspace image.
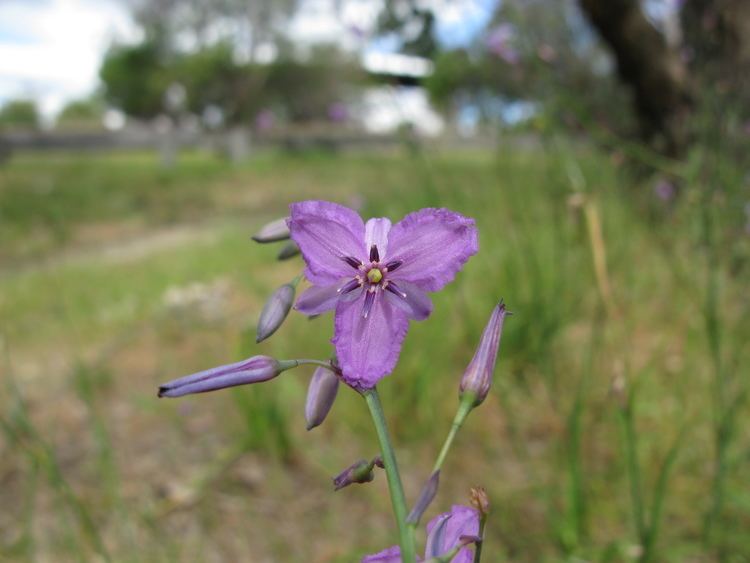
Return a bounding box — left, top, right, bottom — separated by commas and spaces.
0, 99, 40, 131
56, 97, 105, 129
99, 37, 362, 124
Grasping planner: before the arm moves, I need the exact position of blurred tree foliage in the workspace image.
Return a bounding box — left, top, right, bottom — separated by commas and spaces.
101, 0, 362, 126
377, 0, 439, 58
100, 36, 362, 125
57, 97, 106, 129
424, 0, 632, 135
0, 99, 40, 131
100, 39, 171, 119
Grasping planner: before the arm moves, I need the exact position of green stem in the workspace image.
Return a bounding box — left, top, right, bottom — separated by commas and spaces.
473, 513, 488, 563
287, 359, 335, 370
433, 396, 474, 473
364, 389, 417, 563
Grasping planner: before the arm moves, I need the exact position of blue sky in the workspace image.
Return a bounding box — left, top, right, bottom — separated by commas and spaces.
0, 0, 498, 120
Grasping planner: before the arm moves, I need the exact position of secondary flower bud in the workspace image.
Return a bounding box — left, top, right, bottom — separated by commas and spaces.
251, 217, 290, 243
158, 355, 296, 398
256, 281, 297, 343
277, 240, 301, 260
407, 470, 440, 524
459, 301, 508, 407
305, 366, 340, 430
333, 456, 382, 491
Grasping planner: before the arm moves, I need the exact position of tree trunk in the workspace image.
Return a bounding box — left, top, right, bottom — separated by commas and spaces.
578, 0, 692, 156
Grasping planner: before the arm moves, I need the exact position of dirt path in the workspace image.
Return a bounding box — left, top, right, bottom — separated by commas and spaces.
0, 219, 242, 280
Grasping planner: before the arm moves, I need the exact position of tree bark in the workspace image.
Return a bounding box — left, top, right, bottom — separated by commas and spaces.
578, 0, 692, 156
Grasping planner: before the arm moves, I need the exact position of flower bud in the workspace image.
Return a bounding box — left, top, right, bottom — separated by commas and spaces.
158, 355, 297, 398
251, 217, 290, 243
407, 470, 440, 525
256, 281, 297, 343
332, 456, 381, 491
305, 366, 340, 430
277, 240, 301, 261
459, 301, 508, 407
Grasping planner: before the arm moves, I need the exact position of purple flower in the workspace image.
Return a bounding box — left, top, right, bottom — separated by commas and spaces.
363, 505, 480, 563
653, 179, 676, 203
288, 201, 478, 390
362, 546, 407, 563
328, 101, 349, 123
255, 109, 275, 132
158, 355, 292, 397
486, 24, 519, 65
459, 301, 507, 407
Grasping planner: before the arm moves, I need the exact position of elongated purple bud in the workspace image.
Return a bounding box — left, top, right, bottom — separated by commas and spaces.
332, 456, 382, 491
407, 470, 440, 524
305, 366, 340, 430
256, 281, 297, 343
158, 356, 297, 398
277, 240, 301, 260
459, 301, 508, 407
251, 217, 290, 243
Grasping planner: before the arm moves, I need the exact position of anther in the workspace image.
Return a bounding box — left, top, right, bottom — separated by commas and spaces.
369, 244, 380, 263
342, 256, 362, 269
362, 290, 376, 318
384, 260, 402, 272
385, 281, 407, 299
338, 278, 362, 294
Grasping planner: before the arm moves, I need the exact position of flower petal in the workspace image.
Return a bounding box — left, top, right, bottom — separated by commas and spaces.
384, 280, 433, 321
295, 283, 341, 315
362, 545, 401, 563
288, 201, 366, 284
387, 208, 478, 292
424, 505, 479, 563
333, 291, 409, 390
365, 217, 392, 260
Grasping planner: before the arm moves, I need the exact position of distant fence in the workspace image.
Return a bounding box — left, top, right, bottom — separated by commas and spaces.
0, 127, 404, 155
0, 126, 517, 162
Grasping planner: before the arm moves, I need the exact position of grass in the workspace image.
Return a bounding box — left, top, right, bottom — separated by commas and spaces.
0, 145, 748, 561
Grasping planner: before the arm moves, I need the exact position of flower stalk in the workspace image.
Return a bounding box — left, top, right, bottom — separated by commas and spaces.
364, 388, 417, 563
433, 395, 474, 474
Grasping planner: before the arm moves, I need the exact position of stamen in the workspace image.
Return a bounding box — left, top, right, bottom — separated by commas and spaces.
385, 281, 407, 299
338, 278, 362, 294
362, 288, 376, 318
384, 260, 402, 272
369, 244, 379, 263
342, 256, 362, 269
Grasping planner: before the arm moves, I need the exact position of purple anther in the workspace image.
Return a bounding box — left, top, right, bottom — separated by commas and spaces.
339, 278, 362, 294
362, 290, 376, 318
342, 255, 362, 269
385, 281, 407, 299
384, 260, 402, 272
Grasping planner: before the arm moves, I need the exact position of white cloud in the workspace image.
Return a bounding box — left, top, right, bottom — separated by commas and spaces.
0, 0, 138, 119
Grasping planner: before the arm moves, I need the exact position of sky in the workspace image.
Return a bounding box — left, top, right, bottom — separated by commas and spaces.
0, 0, 498, 120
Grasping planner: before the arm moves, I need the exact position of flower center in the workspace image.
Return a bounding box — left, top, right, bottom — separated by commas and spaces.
367, 268, 383, 284
340, 245, 407, 318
